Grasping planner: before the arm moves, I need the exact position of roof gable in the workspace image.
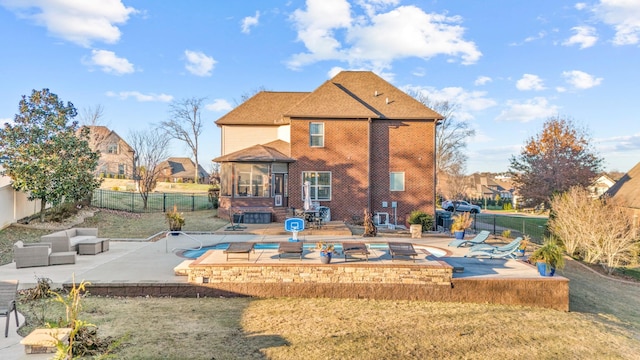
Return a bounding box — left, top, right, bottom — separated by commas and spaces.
215, 92, 309, 126
605, 161, 640, 209
213, 140, 294, 163
286, 71, 442, 120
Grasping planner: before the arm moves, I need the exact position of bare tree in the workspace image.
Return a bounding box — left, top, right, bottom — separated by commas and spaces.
412, 93, 475, 196
78, 105, 108, 127
128, 129, 170, 210
160, 97, 205, 183
439, 163, 469, 204
549, 186, 639, 274
234, 86, 267, 106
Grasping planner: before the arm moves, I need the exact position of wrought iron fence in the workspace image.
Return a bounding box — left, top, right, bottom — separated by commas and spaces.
91, 189, 212, 213
436, 211, 548, 244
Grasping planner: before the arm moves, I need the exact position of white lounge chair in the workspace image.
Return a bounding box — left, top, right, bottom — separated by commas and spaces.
464, 237, 523, 259
448, 230, 490, 248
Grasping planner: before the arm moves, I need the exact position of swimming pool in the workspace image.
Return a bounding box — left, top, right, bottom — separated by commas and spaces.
180, 242, 446, 259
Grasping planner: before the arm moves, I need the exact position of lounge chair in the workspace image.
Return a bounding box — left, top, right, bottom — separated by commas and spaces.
342, 242, 369, 261
448, 230, 490, 248
468, 237, 523, 253
278, 242, 304, 260
0, 280, 19, 337
388, 242, 418, 262
225, 208, 247, 231
223, 242, 254, 261
464, 237, 523, 259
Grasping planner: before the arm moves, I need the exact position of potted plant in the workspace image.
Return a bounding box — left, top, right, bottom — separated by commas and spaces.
529, 237, 565, 276
316, 241, 335, 264
517, 235, 530, 257
166, 205, 185, 235
408, 210, 430, 239
450, 212, 472, 240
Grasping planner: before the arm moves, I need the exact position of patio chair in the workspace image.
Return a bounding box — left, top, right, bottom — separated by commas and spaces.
448, 230, 490, 248
223, 242, 254, 261
278, 241, 304, 260
13, 241, 51, 268
1, 280, 19, 337
342, 242, 369, 261
388, 242, 418, 262
225, 208, 247, 231
468, 237, 523, 253
464, 239, 522, 260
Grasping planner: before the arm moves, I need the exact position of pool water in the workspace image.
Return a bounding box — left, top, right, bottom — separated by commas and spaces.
180, 242, 445, 259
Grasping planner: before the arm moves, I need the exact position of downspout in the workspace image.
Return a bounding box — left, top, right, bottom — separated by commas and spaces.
368, 118, 372, 212
433, 119, 440, 226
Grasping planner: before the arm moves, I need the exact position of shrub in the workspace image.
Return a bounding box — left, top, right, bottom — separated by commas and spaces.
501, 229, 512, 238
408, 210, 434, 232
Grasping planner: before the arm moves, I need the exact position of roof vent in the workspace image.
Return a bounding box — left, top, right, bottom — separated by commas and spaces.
386, 97, 389, 104
375, 90, 379, 97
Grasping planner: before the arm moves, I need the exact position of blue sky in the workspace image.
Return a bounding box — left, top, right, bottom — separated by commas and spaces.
1, 0, 639, 174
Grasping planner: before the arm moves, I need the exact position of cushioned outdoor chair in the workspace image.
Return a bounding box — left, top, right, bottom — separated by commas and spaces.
464, 237, 523, 260
0, 280, 19, 337
13, 241, 51, 268
342, 242, 369, 262
278, 241, 304, 260
448, 230, 490, 248
223, 242, 254, 261
388, 242, 418, 262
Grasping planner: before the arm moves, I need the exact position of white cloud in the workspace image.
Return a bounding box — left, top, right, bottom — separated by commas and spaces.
575, 3, 587, 11
205, 99, 233, 112
516, 74, 545, 91
402, 85, 496, 121
288, 1, 481, 71
241, 11, 260, 34
85, 49, 134, 75
474, 76, 492, 86
106, 91, 173, 102
562, 70, 603, 89
594, 0, 640, 45
0, 0, 137, 47
596, 133, 640, 152
184, 50, 216, 77
495, 97, 559, 122
563, 26, 598, 48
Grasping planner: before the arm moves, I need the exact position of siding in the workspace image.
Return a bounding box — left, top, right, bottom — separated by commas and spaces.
221, 125, 285, 155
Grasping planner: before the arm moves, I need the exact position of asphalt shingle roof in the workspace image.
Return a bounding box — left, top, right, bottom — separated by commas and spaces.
212, 140, 294, 163
605, 161, 640, 209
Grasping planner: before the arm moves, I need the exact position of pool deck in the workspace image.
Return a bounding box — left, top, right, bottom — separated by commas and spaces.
0, 226, 567, 359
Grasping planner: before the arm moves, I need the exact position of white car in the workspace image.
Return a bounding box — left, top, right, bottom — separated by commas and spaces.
442, 200, 481, 214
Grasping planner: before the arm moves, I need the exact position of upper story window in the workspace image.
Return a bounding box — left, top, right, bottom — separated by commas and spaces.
309, 123, 324, 147
390, 172, 405, 191
107, 143, 118, 154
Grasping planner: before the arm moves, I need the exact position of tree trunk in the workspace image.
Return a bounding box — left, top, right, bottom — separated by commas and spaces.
39, 198, 46, 222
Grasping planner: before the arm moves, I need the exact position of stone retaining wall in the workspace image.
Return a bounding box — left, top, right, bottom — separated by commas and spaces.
187, 262, 453, 286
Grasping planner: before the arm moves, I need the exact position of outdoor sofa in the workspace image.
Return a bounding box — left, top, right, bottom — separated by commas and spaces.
13, 241, 76, 268
40, 228, 99, 253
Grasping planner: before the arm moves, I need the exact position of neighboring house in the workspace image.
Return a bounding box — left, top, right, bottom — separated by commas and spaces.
466, 173, 514, 200
589, 174, 616, 198
214, 71, 442, 223
83, 126, 135, 179
604, 161, 640, 216
159, 157, 209, 183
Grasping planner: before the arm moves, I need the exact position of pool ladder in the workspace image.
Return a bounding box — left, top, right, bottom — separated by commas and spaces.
166, 231, 203, 253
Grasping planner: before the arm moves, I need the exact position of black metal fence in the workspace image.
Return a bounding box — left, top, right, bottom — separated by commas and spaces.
91, 189, 212, 213
436, 211, 548, 244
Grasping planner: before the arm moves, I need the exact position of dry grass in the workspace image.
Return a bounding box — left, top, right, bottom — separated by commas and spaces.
18, 295, 640, 360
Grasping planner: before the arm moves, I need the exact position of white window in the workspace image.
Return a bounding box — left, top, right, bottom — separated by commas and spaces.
302, 171, 331, 201
107, 143, 118, 154
390, 172, 405, 191
235, 164, 269, 197
309, 123, 324, 147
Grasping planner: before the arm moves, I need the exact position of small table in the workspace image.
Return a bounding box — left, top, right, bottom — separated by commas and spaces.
78, 238, 110, 255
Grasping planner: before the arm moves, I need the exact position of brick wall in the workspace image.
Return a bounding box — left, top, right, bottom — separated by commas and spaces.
288, 118, 437, 223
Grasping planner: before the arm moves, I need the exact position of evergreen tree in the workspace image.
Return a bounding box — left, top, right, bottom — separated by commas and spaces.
0, 89, 101, 221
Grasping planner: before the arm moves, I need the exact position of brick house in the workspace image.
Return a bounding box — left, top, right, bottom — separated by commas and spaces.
159, 157, 209, 183
214, 71, 442, 224
83, 126, 135, 179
